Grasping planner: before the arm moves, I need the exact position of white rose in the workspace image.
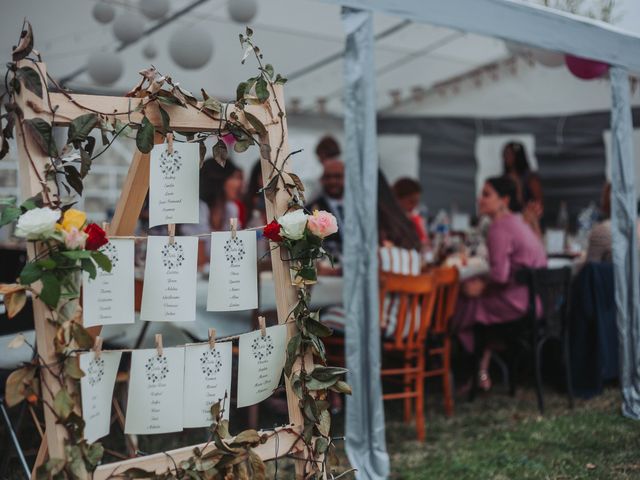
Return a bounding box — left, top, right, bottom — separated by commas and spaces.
14, 207, 60, 239
278, 209, 308, 240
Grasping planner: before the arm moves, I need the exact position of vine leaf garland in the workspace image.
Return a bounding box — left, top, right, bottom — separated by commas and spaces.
0, 21, 350, 480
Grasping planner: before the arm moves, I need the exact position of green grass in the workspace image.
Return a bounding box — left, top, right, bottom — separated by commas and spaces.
384, 388, 640, 479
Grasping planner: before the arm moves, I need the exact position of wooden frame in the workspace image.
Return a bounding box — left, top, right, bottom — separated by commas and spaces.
15, 61, 311, 478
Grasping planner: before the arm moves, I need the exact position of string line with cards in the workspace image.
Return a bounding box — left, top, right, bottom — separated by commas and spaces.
0, 22, 350, 480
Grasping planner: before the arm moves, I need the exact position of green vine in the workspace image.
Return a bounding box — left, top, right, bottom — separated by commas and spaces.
1, 22, 350, 480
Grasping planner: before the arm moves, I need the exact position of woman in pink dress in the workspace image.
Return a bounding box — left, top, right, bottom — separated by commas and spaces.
454, 176, 547, 390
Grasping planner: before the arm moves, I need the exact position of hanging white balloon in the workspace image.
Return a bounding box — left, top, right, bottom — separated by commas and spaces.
531, 48, 565, 68
168, 26, 214, 70
112, 12, 145, 44
93, 2, 116, 24
87, 52, 124, 85
142, 43, 157, 59
139, 0, 170, 20
228, 0, 258, 23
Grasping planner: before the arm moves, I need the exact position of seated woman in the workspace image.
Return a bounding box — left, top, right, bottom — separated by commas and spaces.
453, 176, 547, 390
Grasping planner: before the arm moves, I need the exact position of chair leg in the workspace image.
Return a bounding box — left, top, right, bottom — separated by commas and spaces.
534, 339, 545, 414
416, 356, 426, 441
563, 333, 575, 409
403, 359, 413, 423
0, 399, 31, 479
442, 339, 454, 416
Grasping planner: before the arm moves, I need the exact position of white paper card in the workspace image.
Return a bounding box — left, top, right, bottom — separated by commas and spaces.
80, 351, 122, 443
207, 231, 258, 312
237, 324, 287, 408
125, 347, 185, 434
183, 342, 232, 427
451, 213, 471, 232
82, 239, 135, 328
140, 236, 198, 322
545, 229, 566, 254
149, 142, 199, 228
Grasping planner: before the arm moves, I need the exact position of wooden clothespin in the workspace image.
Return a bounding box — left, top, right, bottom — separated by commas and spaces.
208, 328, 216, 350
93, 336, 103, 359
230, 218, 238, 239
258, 316, 266, 337
168, 223, 176, 245
155, 334, 163, 356
167, 132, 174, 155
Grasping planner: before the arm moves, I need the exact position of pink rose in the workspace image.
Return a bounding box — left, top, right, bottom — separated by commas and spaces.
221, 133, 236, 148
307, 210, 338, 239
63, 227, 87, 250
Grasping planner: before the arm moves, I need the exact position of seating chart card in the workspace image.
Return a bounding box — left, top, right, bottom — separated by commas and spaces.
140, 236, 198, 322
82, 239, 135, 328
79, 351, 122, 443
149, 142, 200, 228
236, 324, 287, 408
207, 231, 258, 312
183, 342, 233, 427
125, 347, 185, 434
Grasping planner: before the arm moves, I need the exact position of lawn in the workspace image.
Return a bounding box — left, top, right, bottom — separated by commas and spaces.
383, 387, 640, 479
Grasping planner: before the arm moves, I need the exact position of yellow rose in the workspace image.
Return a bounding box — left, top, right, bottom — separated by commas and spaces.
58, 209, 87, 232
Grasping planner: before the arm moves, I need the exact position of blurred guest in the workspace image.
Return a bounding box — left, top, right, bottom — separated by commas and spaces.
379, 172, 422, 250
315, 135, 341, 164
453, 176, 547, 390
585, 182, 640, 263
392, 177, 429, 246
502, 141, 543, 237
181, 159, 245, 269
306, 159, 344, 261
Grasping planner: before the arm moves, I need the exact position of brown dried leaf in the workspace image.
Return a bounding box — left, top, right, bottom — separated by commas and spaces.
12, 22, 34, 62
212, 140, 228, 167
5, 289, 27, 319
5, 366, 36, 407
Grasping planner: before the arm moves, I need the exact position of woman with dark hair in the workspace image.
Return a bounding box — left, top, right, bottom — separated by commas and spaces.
502, 142, 543, 236
378, 171, 422, 250
453, 176, 547, 390
182, 158, 244, 269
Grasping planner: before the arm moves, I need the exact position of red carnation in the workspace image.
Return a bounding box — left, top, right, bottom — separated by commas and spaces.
263, 220, 283, 242
84, 223, 108, 251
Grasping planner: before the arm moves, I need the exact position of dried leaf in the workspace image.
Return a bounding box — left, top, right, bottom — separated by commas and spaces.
64, 356, 84, 380
16, 66, 42, 98
24, 118, 57, 157
8, 333, 26, 349
259, 143, 271, 160
243, 111, 266, 136
263, 176, 278, 202
5, 366, 36, 407
158, 106, 170, 134
288, 172, 305, 192
12, 21, 34, 61
135, 116, 155, 154
53, 388, 74, 420
202, 97, 222, 114
232, 429, 261, 445
212, 140, 228, 167
5, 289, 27, 319
67, 113, 98, 143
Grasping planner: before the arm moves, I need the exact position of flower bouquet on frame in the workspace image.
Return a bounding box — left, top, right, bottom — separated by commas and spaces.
263, 209, 338, 285
0, 201, 111, 317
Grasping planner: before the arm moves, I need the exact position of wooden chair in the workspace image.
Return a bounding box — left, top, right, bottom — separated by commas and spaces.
379, 272, 437, 441
424, 266, 460, 416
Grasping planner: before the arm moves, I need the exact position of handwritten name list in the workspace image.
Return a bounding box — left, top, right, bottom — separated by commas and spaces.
207, 231, 258, 312
140, 236, 198, 322
83, 239, 135, 328
149, 142, 199, 228
183, 342, 232, 427
125, 347, 185, 434
237, 324, 287, 408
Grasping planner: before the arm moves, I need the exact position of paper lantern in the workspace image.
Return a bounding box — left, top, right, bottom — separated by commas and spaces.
93, 2, 115, 24
139, 0, 170, 20
228, 0, 258, 23
143, 44, 157, 59
112, 12, 145, 44
565, 55, 609, 80
531, 48, 564, 68
87, 52, 124, 85
168, 26, 213, 70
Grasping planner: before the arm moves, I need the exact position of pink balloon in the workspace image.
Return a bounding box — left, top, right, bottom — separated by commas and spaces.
565, 55, 609, 80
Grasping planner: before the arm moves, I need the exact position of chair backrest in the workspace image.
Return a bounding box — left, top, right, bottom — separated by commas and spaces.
378, 246, 421, 276
431, 266, 460, 335
520, 266, 572, 338
379, 272, 437, 350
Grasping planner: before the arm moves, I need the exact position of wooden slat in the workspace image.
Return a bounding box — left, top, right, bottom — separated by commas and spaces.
15, 61, 68, 461
92, 426, 303, 479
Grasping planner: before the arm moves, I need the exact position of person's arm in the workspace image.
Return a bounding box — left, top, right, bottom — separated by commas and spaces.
527, 173, 543, 205
486, 223, 513, 284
